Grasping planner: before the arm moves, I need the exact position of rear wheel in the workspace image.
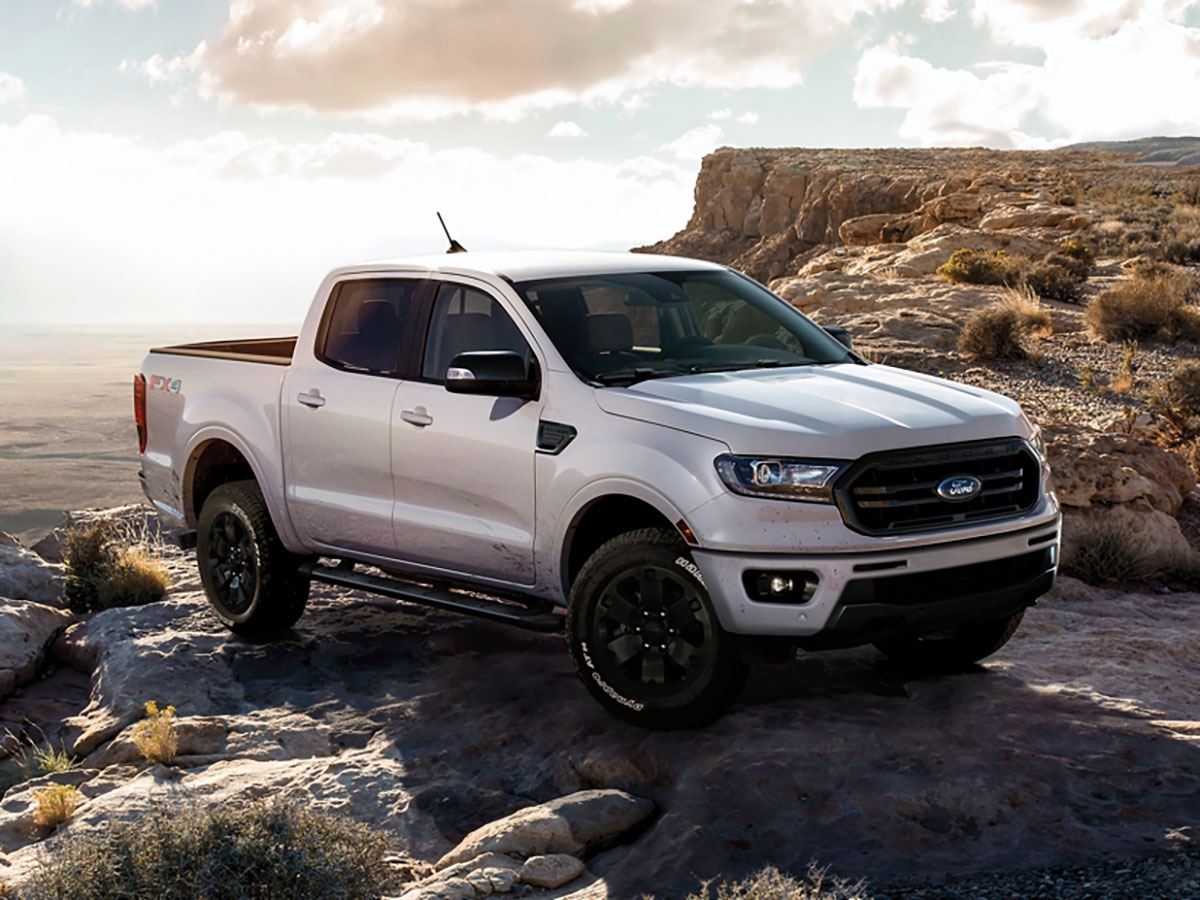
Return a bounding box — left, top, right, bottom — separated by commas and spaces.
873, 610, 1025, 671
197, 480, 310, 639
567, 528, 748, 729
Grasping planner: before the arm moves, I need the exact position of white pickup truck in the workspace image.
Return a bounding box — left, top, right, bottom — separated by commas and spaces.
137, 250, 1060, 728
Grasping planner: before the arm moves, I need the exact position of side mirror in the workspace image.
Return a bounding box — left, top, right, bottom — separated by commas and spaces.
824, 326, 853, 350
445, 350, 539, 399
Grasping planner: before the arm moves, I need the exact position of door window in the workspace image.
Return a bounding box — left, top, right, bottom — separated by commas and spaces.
421, 283, 531, 382
319, 279, 421, 374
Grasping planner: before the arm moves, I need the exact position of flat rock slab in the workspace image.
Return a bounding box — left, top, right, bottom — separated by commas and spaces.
17, 574, 1200, 897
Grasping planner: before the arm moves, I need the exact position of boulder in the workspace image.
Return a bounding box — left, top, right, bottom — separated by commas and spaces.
0, 598, 72, 701
520, 854, 586, 889
0, 532, 64, 607
435, 791, 655, 870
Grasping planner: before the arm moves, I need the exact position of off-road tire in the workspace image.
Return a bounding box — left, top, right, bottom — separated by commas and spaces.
197, 480, 310, 639
873, 610, 1025, 672
567, 527, 748, 729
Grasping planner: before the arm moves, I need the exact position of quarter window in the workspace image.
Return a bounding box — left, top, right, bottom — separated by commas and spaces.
422, 283, 531, 381
319, 279, 421, 374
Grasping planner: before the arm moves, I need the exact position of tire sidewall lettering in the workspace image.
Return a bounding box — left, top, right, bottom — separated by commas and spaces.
578, 640, 645, 712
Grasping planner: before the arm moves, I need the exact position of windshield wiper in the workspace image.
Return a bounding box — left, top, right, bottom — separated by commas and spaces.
594, 366, 685, 386
687, 359, 803, 374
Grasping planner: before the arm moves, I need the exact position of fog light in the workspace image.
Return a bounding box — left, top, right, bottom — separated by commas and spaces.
744, 570, 819, 604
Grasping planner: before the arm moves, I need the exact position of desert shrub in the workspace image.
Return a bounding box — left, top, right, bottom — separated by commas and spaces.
26, 801, 395, 900
1148, 360, 1200, 440
62, 519, 169, 614
1064, 518, 1162, 586
32, 784, 82, 829
1178, 179, 1200, 206
937, 249, 1023, 286
957, 307, 1026, 360
1164, 239, 1200, 264
685, 865, 869, 900
1058, 238, 1096, 269
1112, 340, 1139, 394
1084, 273, 1200, 342
131, 701, 178, 765
1026, 261, 1083, 303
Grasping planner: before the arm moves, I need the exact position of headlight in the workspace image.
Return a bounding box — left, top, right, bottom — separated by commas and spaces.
714, 454, 846, 503
1027, 424, 1047, 463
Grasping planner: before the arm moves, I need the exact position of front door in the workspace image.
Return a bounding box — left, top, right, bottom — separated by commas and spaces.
390, 279, 541, 585
283, 277, 423, 555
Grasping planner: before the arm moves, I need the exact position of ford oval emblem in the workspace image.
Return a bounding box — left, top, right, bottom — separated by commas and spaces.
936, 475, 983, 502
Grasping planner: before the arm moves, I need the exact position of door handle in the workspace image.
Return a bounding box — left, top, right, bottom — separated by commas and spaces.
297, 391, 325, 409
401, 408, 433, 427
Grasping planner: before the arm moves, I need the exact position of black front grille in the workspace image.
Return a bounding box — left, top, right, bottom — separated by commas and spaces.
834, 439, 1041, 535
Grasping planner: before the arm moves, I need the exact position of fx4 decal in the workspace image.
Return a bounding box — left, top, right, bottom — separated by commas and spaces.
148, 375, 182, 394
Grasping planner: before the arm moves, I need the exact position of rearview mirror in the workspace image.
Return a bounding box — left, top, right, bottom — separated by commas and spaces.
824, 326, 853, 350
445, 350, 539, 400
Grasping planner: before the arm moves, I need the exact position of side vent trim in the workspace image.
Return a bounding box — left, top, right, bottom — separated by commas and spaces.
537, 421, 577, 455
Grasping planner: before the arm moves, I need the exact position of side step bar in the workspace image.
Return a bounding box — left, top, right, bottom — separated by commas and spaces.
300, 561, 564, 633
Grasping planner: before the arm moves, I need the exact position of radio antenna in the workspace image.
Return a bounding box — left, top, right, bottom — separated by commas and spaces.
437, 212, 468, 254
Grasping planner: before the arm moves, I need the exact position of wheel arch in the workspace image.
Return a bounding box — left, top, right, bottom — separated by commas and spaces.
558, 489, 691, 597
182, 428, 299, 549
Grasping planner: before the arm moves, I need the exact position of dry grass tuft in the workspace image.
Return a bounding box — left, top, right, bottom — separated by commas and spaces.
63, 519, 170, 614
1084, 272, 1200, 343
32, 784, 82, 829
997, 285, 1052, 336
131, 701, 179, 765
25, 800, 396, 900
3, 731, 79, 790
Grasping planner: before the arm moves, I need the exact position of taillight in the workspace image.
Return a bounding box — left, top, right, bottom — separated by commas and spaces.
134, 373, 147, 454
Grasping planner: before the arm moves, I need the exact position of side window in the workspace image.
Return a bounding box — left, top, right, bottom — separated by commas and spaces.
319, 279, 420, 374
421, 283, 530, 381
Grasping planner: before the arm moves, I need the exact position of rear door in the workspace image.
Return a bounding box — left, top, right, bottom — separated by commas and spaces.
389, 277, 542, 585
283, 276, 426, 555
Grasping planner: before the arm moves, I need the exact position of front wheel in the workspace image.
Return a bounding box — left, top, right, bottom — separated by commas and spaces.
197, 480, 310, 639
873, 610, 1025, 672
567, 528, 748, 729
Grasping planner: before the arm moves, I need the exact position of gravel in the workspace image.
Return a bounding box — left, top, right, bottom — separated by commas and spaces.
874, 843, 1200, 900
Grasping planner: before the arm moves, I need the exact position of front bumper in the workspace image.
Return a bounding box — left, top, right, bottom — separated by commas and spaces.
691, 514, 1061, 637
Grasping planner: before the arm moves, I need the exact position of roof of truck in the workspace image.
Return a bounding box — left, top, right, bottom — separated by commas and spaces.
332, 250, 728, 283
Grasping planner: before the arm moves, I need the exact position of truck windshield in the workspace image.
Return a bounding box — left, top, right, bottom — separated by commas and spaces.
513, 269, 852, 386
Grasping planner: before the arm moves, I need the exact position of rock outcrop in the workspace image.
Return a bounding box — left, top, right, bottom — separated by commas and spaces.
639, 147, 1103, 283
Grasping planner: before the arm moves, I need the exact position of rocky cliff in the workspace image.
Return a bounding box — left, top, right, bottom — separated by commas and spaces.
637, 146, 1182, 283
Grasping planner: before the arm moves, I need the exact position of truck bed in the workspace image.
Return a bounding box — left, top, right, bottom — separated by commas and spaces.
150, 337, 297, 366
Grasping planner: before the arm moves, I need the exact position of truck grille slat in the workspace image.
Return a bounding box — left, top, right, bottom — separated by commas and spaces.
835, 439, 1041, 535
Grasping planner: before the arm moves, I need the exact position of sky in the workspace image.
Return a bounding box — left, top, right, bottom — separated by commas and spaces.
1, 0, 1199, 325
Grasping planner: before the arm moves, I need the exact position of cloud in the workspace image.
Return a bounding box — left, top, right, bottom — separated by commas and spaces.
853, 42, 1048, 147
920, 0, 957, 21
662, 123, 724, 160
73, 0, 156, 9
546, 120, 587, 138
176, 0, 903, 120
119, 45, 204, 85
707, 108, 733, 121
0, 73, 26, 107
736, 111, 760, 124
970, 0, 1200, 141
0, 116, 696, 323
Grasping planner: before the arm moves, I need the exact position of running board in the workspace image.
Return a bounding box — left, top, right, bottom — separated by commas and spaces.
300, 561, 564, 633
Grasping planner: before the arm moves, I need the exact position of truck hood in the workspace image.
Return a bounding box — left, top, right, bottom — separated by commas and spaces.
594, 363, 1029, 457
